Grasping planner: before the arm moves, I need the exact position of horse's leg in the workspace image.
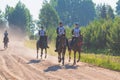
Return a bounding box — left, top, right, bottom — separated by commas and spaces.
73, 51, 76, 65
45, 48, 47, 59
58, 52, 61, 63
36, 48, 39, 59
41, 48, 43, 59
62, 49, 66, 65
77, 51, 81, 62
4, 43, 5, 49
36, 45, 39, 59
69, 50, 71, 62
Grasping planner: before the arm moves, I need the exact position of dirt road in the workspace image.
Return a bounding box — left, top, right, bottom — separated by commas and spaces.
0, 30, 120, 80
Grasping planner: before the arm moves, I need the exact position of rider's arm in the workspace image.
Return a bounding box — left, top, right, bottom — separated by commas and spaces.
38, 30, 40, 36
79, 30, 81, 35
64, 29, 66, 34
56, 27, 59, 35
44, 31, 46, 35
72, 29, 74, 35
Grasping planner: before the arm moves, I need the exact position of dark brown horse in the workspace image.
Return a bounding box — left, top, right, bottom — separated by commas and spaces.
3, 36, 9, 49
68, 35, 83, 65
36, 37, 47, 59
57, 35, 67, 65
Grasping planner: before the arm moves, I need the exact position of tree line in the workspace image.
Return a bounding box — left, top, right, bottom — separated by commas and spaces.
0, 0, 120, 55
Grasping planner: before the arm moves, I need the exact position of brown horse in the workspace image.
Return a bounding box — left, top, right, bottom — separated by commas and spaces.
57, 35, 67, 65
68, 35, 83, 65
36, 37, 47, 59
3, 36, 9, 49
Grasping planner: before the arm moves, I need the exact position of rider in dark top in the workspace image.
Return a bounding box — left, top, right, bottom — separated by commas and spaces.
71, 23, 81, 46
4, 30, 8, 37
38, 26, 49, 48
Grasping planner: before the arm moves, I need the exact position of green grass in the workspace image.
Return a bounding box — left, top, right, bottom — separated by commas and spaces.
24, 40, 120, 71
80, 54, 120, 71
24, 40, 36, 49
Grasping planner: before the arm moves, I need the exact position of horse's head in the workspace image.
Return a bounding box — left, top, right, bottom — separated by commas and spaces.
77, 35, 83, 46
59, 35, 67, 48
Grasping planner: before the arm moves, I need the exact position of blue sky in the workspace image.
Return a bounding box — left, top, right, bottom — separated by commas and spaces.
0, 0, 118, 20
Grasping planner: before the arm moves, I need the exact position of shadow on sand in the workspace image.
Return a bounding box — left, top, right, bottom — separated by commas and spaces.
0, 49, 6, 51
27, 59, 41, 64
44, 64, 79, 72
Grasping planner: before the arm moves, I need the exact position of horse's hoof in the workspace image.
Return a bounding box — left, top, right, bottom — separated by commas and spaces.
45, 55, 47, 59
69, 60, 71, 62
77, 60, 80, 62
73, 62, 76, 65
36, 56, 38, 59
58, 59, 61, 63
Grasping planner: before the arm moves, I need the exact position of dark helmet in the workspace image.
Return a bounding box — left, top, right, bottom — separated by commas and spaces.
41, 26, 44, 29
75, 22, 78, 25
59, 22, 62, 24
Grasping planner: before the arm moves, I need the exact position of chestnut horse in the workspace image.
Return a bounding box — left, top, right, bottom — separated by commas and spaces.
68, 35, 83, 65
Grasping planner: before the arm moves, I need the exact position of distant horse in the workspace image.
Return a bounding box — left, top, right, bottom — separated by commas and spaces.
57, 35, 67, 65
36, 36, 48, 59
68, 35, 83, 65
3, 36, 9, 49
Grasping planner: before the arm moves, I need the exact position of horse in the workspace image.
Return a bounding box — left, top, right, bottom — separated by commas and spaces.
57, 35, 67, 65
3, 36, 9, 49
36, 36, 48, 59
68, 35, 83, 65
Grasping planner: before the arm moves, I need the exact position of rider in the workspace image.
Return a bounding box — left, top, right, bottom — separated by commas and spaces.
55, 22, 69, 52
4, 30, 8, 37
70, 23, 81, 46
38, 26, 49, 48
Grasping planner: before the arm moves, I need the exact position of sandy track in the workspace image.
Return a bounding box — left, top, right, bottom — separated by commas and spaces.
0, 37, 120, 80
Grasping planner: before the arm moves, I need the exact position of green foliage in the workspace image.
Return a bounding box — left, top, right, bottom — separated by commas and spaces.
39, 2, 59, 28
5, 1, 32, 32
116, 0, 120, 15
81, 54, 120, 71
0, 10, 4, 25
81, 17, 120, 55
107, 17, 120, 55
50, 0, 96, 26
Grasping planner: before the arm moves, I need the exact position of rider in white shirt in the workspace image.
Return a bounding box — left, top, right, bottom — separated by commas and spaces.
55, 22, 66, 52
71, 23, 81, 46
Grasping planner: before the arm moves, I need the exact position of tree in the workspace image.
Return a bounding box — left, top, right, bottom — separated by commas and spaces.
0, 10, 3, 25
100, 4, 107, 19
0, 10, 7, 27
50, 0, 96, 26
96, 4, 114, 19
39, 2, 59, 28
116, 0, 120, 15
107, 5, 115, 19
107, 17, 120, 55
5, 1, 32, 32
